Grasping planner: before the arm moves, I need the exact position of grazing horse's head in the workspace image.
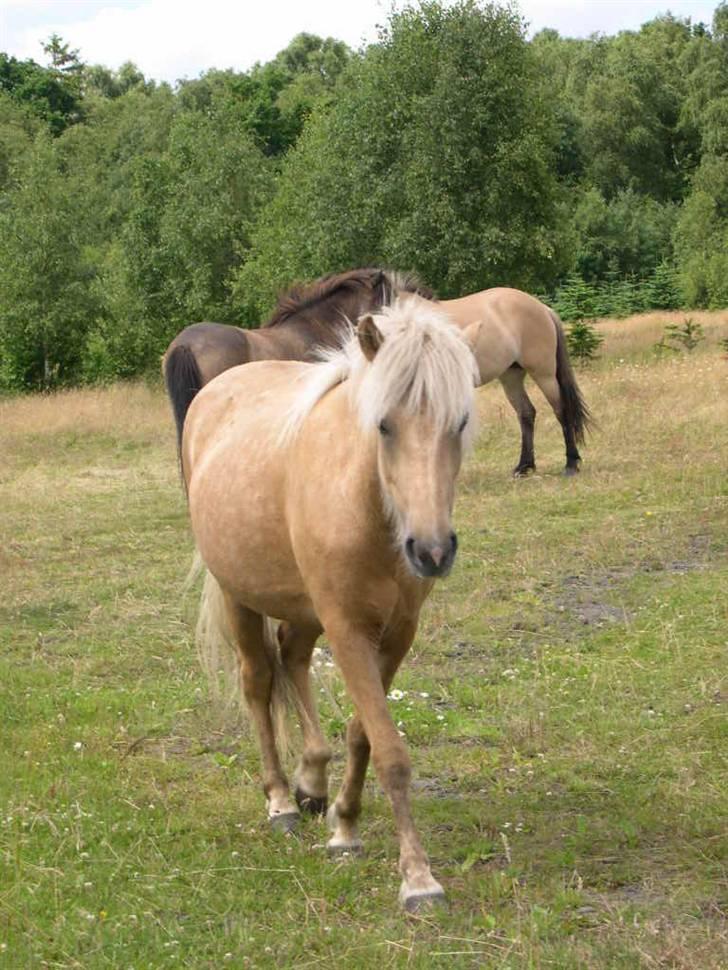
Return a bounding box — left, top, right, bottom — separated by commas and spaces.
354, 298, 479, 579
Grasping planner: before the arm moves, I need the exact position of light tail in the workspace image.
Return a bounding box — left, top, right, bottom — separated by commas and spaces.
192, 559, 295, 753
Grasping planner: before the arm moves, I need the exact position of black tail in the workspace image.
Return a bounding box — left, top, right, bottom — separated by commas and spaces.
163, 344, 204, 456
551, 310, 591, 445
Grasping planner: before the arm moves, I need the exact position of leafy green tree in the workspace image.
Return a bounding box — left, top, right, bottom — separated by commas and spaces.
569, 187, 677, 281
56, 82, 176, 234
575, 17, 697, 201
0, 49, 81, 135
92, 108, 273, 375
3, 5, 728, 388
235, 0, 563, 319
0, 93, 39, 189
0, 134, 101, 388
83, 61, 152, 100
177, 34, 350, 156
530, 30, 588, 183
678, 6, 728, 157
674, 152, 728, 306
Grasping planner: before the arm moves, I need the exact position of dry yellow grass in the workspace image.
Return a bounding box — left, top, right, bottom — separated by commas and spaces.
595, 307, 728, 358
0, 381, 169, 440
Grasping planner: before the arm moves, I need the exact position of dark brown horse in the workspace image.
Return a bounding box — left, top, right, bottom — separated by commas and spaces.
164, 269, 589, 475
163, 268, 432, 453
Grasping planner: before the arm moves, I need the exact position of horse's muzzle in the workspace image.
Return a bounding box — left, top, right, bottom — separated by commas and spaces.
404, 532, 458, 578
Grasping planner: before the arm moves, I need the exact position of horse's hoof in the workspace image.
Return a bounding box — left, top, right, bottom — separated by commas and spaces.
326, 838, 363, 857
295, 787, 328, 816
513, 465, 535, 478
563, 465, 580, 477
269, 811, 300, 833
400, 886, 447, 913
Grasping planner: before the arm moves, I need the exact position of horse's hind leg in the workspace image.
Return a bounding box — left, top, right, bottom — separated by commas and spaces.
531, 372, 582, 475
278, 622, 332, 816
327, 714, 368, 854
225, 598, 299, 830
499, 365, 537, 476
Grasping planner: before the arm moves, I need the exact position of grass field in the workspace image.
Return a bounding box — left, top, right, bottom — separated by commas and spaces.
1, 311, 726, 968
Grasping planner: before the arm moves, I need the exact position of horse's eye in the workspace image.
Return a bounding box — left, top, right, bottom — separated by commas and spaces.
458, 414, 469, 434
378, 420, 391, 437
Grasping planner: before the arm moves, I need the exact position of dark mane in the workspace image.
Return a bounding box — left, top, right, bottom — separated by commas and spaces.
263, 268, 434, 331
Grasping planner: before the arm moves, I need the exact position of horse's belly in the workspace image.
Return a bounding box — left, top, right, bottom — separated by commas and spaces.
217, 578, 319, 628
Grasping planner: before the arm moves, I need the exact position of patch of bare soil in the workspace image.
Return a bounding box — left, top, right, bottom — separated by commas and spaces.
550, 536, 713, 635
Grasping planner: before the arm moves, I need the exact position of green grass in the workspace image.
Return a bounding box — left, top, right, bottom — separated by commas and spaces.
1, 327, 726, 968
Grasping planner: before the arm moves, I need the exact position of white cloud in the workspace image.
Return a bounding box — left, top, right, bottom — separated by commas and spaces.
520, 0, 716, 37
0, 0, 720, 83
2, 0, 386, 81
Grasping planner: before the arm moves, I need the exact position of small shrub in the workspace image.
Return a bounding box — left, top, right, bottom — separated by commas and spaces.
566, 319, 603, 362
661, 317, 705, 352
653, 335, 680, 356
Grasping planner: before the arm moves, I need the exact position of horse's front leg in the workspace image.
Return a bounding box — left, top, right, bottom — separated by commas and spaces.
327, 620, 413, 853
325, 615, 444, 911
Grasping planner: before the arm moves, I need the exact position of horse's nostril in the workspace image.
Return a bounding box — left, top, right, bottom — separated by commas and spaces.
450, 532, 458, 555
429, 546, 444, 567
405, 537, 415, 556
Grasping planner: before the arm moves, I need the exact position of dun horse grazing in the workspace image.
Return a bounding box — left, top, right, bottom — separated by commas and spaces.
163, 268, 432, 454
182, 297, 479, 910
165, 271, 589, 476
438, 287, 590, 476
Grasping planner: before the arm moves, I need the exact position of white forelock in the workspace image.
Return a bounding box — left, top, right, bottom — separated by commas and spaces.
279, 295, 478, 446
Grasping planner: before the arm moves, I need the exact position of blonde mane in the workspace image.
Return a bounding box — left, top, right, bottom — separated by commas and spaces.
280, 296, 479, 445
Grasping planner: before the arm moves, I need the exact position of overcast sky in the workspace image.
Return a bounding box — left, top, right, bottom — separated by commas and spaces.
0, 0, 720, 83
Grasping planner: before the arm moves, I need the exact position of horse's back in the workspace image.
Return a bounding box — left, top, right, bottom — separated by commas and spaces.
440, 288, 557, 381
166, 322, 251, 386
183, 359, 308, 472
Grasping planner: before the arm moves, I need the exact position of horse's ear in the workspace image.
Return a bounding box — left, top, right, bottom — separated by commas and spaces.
357, 315, 385, 361
462, 320, 484, 387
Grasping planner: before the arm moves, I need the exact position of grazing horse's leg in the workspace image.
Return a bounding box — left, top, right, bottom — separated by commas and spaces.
224, 597, 299, 831
325, 615, 444, 911
277, 622, 332, 815
499, 365, 537, 476
531, 372, 582, 475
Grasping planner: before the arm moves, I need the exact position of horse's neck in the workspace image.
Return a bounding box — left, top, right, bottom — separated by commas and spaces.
255, 318, 343, 360
244, 325, 309, 361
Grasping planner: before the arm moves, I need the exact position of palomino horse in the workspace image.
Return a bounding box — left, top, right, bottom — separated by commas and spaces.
164, 270, 589, 475
182, 297, 479, 910
163, 268, 432, 453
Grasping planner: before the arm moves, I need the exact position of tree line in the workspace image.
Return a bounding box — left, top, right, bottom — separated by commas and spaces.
1, 1, 726, 389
